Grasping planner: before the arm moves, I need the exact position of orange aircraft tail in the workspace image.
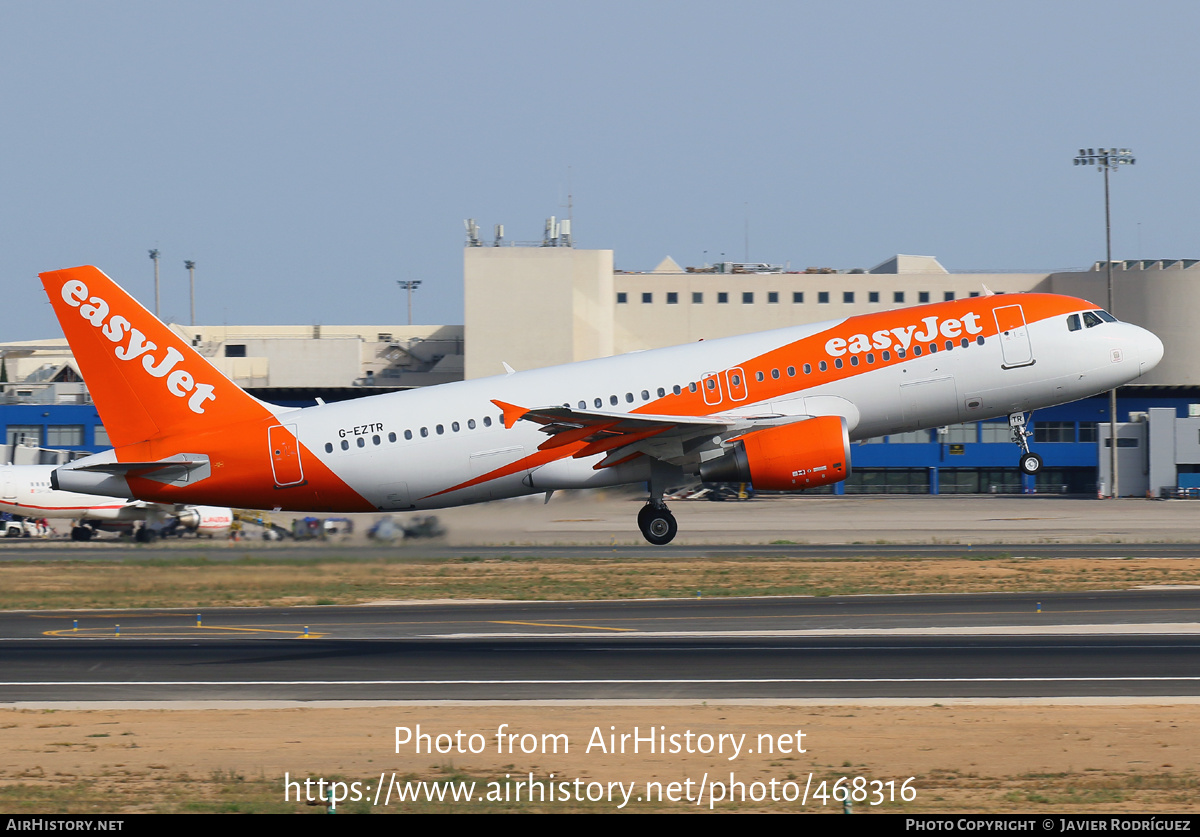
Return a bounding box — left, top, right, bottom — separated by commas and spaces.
40, 266, 272, 448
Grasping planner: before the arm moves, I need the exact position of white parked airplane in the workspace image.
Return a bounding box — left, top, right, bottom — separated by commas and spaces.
40, 266, 1162, 545
0, 463, 233, 541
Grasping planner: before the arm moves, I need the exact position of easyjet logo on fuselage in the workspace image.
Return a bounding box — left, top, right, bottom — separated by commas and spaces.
60, 279, 217, 414
824, 311, 985, 358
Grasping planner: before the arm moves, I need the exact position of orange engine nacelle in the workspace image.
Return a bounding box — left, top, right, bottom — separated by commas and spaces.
698, 415, 851, 490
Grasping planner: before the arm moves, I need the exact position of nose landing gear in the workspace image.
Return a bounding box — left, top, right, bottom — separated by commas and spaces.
1009, 412, 1043, 475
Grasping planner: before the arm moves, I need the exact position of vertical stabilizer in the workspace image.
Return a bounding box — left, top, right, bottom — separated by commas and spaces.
40, 266, 272, 447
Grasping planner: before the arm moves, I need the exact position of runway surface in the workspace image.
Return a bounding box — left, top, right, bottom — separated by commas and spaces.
3, 542, 1200, 561
3, 589, 1198, 701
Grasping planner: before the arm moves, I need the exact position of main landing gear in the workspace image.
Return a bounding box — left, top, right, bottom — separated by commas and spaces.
637, 502, 677, 546
639, 461, 685, 545
1009, 411, 1043, 476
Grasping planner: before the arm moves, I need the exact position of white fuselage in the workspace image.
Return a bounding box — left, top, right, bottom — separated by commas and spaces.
276, 303, 1160, 510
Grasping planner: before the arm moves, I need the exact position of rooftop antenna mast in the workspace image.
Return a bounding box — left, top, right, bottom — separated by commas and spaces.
558, 166, 574, 248
464, 218, 481, 247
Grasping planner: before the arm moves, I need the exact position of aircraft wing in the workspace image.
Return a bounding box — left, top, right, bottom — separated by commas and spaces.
491, 399, 821, 469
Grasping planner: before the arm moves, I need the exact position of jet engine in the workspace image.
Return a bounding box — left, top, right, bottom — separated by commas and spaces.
699, 415, 851, 490
172, 505, 234, 537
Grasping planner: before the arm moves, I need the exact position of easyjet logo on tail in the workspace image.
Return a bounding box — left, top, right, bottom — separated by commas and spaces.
60, 279, 217, 414
824, 312, 985, 358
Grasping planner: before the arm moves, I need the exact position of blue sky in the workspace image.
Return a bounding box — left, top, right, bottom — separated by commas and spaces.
1, 1, 1195, 339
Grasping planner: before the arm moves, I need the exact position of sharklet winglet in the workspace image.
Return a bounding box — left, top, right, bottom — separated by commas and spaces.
491, 399, 529, 430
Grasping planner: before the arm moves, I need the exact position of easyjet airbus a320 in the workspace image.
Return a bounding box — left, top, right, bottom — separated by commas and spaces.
40, 266, 1162, 545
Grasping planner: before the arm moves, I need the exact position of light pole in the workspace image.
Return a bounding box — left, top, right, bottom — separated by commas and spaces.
148, 249, 161, 317
398, 280, 421, 326
1074, 147, 1135, 498
184, 260, 196, 326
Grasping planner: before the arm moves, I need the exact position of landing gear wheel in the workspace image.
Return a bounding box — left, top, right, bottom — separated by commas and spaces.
134, 527, 157, 543
638, 505, 678, 546
70, 526, 94, 542
1019, 452, 1043, 476
637, 504, 656, 531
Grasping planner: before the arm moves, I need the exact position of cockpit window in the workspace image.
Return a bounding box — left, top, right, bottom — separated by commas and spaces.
1096, 310, 1117, 323
1067, 314, 1081, 332
1083, 311, 1103, 328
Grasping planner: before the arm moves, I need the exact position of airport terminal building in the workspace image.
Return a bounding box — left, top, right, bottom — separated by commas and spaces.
5, 230, 1200, 497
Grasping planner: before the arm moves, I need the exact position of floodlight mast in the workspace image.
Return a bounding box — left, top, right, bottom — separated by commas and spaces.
148, 249, 161, 318
398, 280, 422, 326
184, 260, 196, 326
1073, 147, 1135, 498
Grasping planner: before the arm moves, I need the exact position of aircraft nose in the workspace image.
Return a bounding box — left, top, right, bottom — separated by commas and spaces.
1137, 327, 1164, 375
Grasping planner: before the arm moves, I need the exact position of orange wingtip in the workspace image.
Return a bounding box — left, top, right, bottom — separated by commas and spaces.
490, 399, 529, 429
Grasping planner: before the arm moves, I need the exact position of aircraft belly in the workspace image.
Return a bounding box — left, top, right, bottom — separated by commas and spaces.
528, 456, 651, 491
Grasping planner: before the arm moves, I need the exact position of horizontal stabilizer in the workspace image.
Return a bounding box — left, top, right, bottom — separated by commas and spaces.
68, 455, 209, 474
55, 452, 212, 494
